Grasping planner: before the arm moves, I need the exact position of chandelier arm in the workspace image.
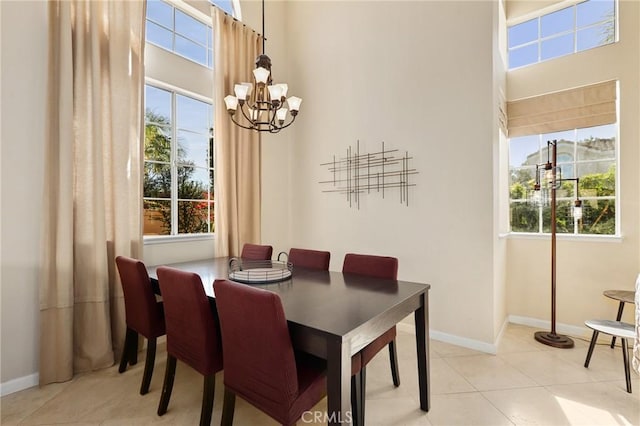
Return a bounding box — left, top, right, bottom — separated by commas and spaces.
229, 113, 258, 131
237, 103, 257, 124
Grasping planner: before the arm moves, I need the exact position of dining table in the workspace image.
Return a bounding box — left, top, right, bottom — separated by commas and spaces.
147, 257, 431, 426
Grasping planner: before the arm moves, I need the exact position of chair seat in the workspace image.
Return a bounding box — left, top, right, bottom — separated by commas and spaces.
361, 327, 396, 366
585, 319, 635, 339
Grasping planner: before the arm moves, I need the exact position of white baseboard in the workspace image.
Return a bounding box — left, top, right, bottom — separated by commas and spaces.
397, 322, 498, 354
508, 315, 590, 338
1, 373, 39, 397
398, 315, 590, 356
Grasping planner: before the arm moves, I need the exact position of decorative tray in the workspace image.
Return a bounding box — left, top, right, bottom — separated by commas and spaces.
228, 258, 293, 284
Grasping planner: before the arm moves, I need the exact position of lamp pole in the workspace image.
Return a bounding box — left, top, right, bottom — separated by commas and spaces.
534, 140, 574, 348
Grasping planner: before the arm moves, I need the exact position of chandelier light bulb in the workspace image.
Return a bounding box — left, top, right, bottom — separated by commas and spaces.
276, 107, 288, 123
277, 83, 288, 99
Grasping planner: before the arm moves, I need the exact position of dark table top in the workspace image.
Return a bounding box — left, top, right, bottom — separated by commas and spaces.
148, 257, 430, 339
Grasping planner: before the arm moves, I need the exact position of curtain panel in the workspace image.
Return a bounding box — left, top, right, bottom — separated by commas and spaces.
40, 0, 145, 385
507, 80, 617, 137
212, 7, 262, 257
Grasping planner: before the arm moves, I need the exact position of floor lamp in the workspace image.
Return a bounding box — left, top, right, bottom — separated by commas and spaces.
532, 139, 582, 349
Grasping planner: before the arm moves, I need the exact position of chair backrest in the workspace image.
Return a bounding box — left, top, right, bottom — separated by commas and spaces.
342, 253, 398, 280
241, 243, 273, 260
115, 256, 165, 338
214, 279, 299, 412
157, 266, 222, 376
288, 248, 330, 271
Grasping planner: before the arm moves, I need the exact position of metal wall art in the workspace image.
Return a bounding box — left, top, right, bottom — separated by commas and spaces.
319, 141, 418, 208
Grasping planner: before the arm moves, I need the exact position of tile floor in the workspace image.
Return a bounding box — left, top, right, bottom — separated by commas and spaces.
2, 324, 639, 425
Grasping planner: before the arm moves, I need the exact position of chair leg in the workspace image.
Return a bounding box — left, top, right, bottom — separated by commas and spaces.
129, 331, 140, 366
140, 337, 157, 395
157, 355, 177, 416
611, 301, 625, 348
584, 330, 599, 368
621, 338, 632, 393
389, 340, 400, 387
199, 374, 216, 426
221, 388, 236, 426
351, 373, 361, 426
119, 327, 137, 373
360, 366, 367, 426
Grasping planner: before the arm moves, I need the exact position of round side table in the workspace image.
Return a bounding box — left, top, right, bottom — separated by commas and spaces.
603, 289, 635, 348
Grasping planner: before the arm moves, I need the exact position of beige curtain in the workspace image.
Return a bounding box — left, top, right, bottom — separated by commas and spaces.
212, 7, 262, 257
507, 80, 617, 137
40, 0, 145, 385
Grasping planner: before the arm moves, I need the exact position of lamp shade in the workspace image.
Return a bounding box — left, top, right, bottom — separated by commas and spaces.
234, 84, 249, 101
253, 67, 270, 84
277, 83, 288, 98
276, 108, 288, 122
224, 95, 238, 111
287, 96, 302, 112
267, 85, 282, 101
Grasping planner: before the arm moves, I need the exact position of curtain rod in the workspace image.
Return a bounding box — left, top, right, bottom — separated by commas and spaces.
213, 4, 265, 40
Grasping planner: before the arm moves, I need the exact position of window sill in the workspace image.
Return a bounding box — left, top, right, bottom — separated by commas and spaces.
144, 233, 215, 245
503, 232, 622, 243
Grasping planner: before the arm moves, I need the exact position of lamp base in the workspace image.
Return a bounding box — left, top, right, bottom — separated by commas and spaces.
534, 331, 574, 348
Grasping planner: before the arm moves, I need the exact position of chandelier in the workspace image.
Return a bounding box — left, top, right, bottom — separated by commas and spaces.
223, 0, 301, 133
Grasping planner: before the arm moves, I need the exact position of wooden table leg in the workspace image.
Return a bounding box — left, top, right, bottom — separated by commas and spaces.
326, 337, 353, 426
414, 292, 431, 412
611, 301, 625, 348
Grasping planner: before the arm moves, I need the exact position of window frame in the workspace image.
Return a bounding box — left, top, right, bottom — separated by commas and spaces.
508, 0, 617, 70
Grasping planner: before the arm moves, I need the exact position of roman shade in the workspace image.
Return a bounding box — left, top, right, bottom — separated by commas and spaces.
507, 80, 617, 137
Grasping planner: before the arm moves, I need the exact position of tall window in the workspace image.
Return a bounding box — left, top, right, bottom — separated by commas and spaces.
144, 85, 214, 236
508, 0, 616, 69
509, 124, 616, 235
144, 0, 240, 237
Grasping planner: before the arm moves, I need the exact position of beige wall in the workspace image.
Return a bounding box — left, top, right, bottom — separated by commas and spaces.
1, 0, 48, 388
260, 0, 503, 346
505, 0, 640, 328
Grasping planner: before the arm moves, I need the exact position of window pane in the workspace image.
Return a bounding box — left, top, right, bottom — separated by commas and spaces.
144, 199, 171, 235
577, 24, 611, 51
510, 167, 536, 200
178, 166, 209, 199
209, 170, 215, 198
144, 123, 171, 161
177, 95, 210, 133
145, 86, 172, 126
177, 131, 209, 168
147, 0, 173, 29
210, 0, 234, 16
144, 162, 171, 198
579, 199, 615, 234
510, 135, 539, 166
541, 33, 574, 61
175, 35, 207, 66
576, 124, 615, 160
510, 201, 539, 232
178, 201, 210, 234
508, 18, 538, 48
175, 9, 207, 45
577, 161, 615, 196
509, 44, 538, 68
146, 21, 173, 51
541, 6, 574, 38
577, 0, 614, 28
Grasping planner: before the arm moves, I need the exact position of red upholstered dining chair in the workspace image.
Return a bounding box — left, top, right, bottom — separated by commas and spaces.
286, 247, 331, 270
115, 256, 166, 395
213, 279, 328, 426
343, 253, 400, 425
156, 267, 223, 426
241, 243, 273, 260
